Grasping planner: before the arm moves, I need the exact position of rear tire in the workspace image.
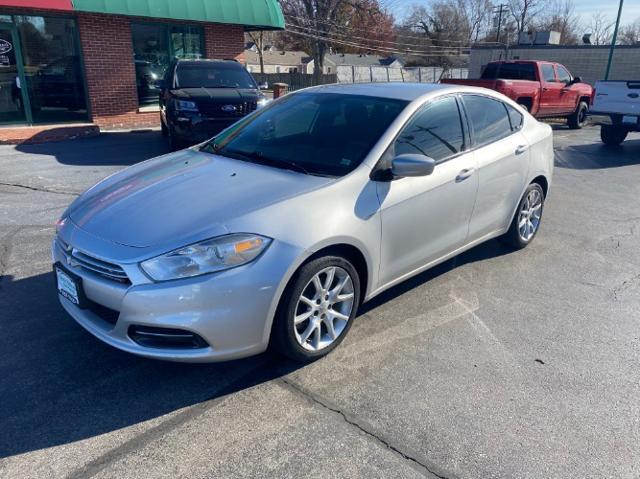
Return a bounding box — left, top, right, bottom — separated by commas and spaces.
501, 183, 545, 250
567, 101, 588, 129
167, 126, 182, 151
271, 256, 360, 362
160, 116, 168, 137
600, 125, 627, 146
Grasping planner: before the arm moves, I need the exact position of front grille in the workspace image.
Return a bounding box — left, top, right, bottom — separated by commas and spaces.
57, 238, 130, 284
198, 101, 257, 119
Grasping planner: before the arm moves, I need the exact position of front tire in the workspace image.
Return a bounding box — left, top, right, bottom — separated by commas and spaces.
502, 183, 545, 249
567, 101, 588, 129
272, 256, 360, 362
600, 124, 627, 146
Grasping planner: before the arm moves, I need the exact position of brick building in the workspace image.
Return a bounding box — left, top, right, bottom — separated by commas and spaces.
0, 0, 283, 142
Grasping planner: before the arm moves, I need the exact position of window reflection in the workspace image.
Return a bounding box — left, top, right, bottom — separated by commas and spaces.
132, 23, 204, 106
15, 15, 87, 124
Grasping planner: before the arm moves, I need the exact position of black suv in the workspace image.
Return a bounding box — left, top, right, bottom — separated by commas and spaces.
159, 59, 268, 150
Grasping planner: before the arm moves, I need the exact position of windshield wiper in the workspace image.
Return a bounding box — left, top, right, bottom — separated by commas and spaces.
219, 148, 310, 175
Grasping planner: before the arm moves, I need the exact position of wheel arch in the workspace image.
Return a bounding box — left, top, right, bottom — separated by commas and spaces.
531, 175, 549, 198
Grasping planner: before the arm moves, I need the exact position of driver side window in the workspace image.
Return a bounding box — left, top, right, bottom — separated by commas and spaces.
556, 65, 571, 83
393, 96, 465, 162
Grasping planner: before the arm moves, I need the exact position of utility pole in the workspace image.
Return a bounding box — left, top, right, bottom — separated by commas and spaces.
494, 4, 509, 44
605, 0, 624, 80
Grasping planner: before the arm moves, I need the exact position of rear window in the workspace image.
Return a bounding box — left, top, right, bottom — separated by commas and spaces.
176, 63, 257, 89
481, 63, 536, 81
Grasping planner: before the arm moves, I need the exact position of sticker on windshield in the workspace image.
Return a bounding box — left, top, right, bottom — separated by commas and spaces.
340, 158, 352, 166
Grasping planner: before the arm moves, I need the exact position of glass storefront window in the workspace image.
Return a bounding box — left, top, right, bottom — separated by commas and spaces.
132, 22, 204, 106
0, 26, 25, 123
14, 15, 88, 124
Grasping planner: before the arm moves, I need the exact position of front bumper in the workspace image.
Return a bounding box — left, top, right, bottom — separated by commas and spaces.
172, 115, 239, 143
52, 236, 302, 362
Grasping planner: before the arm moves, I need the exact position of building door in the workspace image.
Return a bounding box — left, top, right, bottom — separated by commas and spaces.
0, 24, 26, 123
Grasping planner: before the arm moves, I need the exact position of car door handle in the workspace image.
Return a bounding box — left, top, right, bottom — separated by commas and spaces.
515, 145, 529, 155
455, 168, 475, 182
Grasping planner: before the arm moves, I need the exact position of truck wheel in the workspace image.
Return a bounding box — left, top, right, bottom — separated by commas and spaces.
567, 101, 588, 129
600, 125, 628, 146
517, 102, 531, 113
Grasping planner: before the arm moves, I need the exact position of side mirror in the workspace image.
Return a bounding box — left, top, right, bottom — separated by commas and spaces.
391, 154, 436, 178
572, 76, 582, 84
259, 82, 268, 90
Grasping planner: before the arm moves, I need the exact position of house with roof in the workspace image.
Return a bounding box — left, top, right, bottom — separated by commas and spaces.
244, 49, 314, 74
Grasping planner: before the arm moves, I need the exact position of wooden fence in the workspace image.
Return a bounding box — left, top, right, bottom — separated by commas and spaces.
251, 73, 338, 91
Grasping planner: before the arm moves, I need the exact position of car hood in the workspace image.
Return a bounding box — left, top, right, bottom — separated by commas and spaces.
68, 149, 332, 249
173, 88, 260, 101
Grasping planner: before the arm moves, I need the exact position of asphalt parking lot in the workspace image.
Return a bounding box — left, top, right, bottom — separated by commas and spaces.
1, 125, 639, 479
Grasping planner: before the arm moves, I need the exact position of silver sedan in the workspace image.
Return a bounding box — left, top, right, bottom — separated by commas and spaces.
53, 83, 553, 362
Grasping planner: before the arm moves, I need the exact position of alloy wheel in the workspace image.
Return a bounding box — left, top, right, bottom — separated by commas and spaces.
293, 266, 355, 351
518, 188, 543, 242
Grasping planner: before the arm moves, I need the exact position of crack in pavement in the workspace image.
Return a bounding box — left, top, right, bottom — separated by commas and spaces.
0, 182, 81, 196
611, 273, 640, 301
65, 357, 278, 479
278, 377, 454, 479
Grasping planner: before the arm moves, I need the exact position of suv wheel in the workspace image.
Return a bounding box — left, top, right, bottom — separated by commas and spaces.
567, 101, 588, 129
272, 256, 360, 362
600, 125, 628, 146
160, 116, 168, 137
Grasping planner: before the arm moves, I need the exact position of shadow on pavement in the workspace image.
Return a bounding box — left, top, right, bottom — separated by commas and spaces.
14, 131, 170, 167
0, 238, 512, 459
554, 136, 640, 170
0, 271, 302, 459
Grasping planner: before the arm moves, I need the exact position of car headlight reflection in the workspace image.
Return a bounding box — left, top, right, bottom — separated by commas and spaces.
141, 234, 271, 281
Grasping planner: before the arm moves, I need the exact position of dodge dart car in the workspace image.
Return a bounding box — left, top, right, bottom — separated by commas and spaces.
53, 83, 553, 362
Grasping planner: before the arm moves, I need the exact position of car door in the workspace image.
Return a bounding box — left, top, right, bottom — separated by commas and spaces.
461, 94, 530, 240
555, 64, 579, 115
376, 95, 479, 286
539, 63, 561, 115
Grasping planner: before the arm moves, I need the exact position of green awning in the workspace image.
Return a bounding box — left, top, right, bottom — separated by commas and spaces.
72, 0, 284, 30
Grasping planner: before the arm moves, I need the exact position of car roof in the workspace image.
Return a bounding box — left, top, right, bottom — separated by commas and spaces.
175, 59, 242, 68
297, 82, 462, 101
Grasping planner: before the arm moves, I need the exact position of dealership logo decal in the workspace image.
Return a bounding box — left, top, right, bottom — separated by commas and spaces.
221, 104, 237, 112
0, 39, 12, 55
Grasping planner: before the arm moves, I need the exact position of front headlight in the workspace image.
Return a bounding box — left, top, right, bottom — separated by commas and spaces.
256, 97, 270, 109
175, 100, 198, 112
140, 233, 271, 281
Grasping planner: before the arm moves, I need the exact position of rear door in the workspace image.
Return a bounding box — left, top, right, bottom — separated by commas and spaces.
539, 63, 561, 115
377, 95, 478, 286
461, 94, 530, 240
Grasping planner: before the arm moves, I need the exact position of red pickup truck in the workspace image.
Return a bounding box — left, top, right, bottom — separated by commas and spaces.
442, 60, 593, 129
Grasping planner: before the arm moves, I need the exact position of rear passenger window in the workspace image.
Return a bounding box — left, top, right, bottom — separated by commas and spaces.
505, 103, 524, 131
463, 95, 513, 146
394, 96, 464, 162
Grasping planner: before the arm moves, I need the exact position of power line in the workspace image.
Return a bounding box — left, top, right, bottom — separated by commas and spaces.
286, 22, 471, 51
283, 12, 503, 45
284, 28, 469, 57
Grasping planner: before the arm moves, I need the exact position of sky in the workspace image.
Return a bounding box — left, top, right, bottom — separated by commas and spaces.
384, 0, 640, 24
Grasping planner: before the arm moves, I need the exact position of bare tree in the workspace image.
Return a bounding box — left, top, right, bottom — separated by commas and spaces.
587, 12, 614, 45
536, 0, 580, 44
508, 0, 545, 35
619, 18, 640, 45
281, 0, 348, 82
247, 31, 266, 73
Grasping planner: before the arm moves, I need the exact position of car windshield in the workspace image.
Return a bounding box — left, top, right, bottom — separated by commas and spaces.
176, 64, 257, 89
202, 92, 409, 177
